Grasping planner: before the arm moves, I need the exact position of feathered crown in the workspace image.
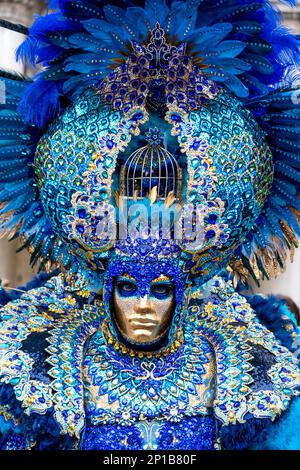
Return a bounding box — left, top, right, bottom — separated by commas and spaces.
1, 0, 300, 286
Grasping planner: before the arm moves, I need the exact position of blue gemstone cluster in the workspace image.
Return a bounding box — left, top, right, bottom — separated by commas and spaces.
100, 23, 220, 114
104, 249, 186, 304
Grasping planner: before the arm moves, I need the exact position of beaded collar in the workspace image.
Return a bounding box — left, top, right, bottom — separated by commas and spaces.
101, 317, 185, 359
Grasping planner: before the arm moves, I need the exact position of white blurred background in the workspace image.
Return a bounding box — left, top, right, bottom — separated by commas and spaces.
0, 0, 299, 307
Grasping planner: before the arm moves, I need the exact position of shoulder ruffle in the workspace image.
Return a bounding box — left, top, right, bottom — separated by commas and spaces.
0, 274, 103, 440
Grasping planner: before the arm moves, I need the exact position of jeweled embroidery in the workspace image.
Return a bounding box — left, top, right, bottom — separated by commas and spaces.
83, 276, 300, 428
46, 303, 103, 437
83, 317, 215, 426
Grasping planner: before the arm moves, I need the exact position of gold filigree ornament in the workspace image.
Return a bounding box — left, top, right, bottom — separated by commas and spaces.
65, 105, 148, 257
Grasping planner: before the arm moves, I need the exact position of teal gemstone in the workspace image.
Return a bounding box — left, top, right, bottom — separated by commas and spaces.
104, 157, 113, 168
99, 189, 108, 201
188, 191, 198, 202
10, 377, 20, 386
191, 158, 200, 170
15, 387, 22, 397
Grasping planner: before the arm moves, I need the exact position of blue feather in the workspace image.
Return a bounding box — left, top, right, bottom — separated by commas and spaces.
144, 0, 170, 25
18, 77, 62, 128
0, 75, 61, 270
16, 13, 80, 66
240, 85, 300, 280
15, 1, 300, 129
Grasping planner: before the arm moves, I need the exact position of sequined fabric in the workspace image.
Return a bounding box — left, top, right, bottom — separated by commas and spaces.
81, 416, 217, 450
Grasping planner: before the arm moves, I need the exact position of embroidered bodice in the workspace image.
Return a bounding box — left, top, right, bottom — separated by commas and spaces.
81, 314, 217, 450
80, 416, 218, 450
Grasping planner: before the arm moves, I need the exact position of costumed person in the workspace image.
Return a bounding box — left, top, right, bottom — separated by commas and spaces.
0, 0, 300, 450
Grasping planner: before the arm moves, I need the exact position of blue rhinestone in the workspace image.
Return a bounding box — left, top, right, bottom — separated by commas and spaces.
106, 139, 114, 150
170, 113, 181, 123
208, 214, 217, 225
78, 209, 86, 219
206, 230, 216, 239
76, 224, 85, 234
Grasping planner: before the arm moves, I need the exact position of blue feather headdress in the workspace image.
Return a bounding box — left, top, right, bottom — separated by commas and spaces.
1, 0, 300, 284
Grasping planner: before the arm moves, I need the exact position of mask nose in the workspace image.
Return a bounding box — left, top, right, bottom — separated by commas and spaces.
135, 295, 152, 313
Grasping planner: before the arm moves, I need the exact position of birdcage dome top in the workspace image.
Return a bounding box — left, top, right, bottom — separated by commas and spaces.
120, 127, 182, 200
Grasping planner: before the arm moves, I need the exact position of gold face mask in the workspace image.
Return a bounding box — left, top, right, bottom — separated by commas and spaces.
112, 274, 175, 345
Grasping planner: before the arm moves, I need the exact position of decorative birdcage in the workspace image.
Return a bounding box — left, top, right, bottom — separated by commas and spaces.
119, 128, 182, 200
